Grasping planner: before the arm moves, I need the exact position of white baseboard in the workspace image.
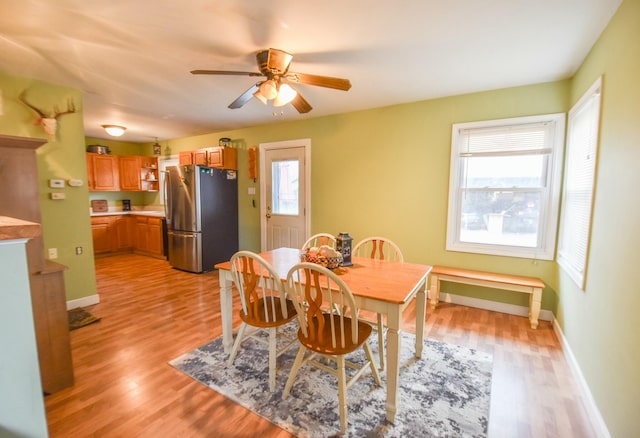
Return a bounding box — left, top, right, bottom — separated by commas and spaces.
66, 294, 100, 310
552, 319, 611, 438
433, 292, 609, 437
434, 292, 554, 321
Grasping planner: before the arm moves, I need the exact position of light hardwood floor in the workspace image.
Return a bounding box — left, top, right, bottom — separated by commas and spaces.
44, 253, 596, 437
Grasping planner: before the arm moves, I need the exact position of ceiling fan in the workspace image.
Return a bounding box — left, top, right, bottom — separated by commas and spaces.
191, 48, 351, 114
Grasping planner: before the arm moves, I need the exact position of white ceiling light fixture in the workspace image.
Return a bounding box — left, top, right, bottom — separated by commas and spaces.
102, 124, 126, 137
272, 82, 297, 107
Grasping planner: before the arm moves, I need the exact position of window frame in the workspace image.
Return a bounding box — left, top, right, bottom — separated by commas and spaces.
446, 113, 566, 260
557, 77, 602, 289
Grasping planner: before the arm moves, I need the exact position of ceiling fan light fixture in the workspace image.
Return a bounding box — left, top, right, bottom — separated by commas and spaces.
253, 89, 268, 104
273, 83, 297, 107
102, 124, 126, 137
259, 80, 278, 100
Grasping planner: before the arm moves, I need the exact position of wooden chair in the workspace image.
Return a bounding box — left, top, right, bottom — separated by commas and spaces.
283, 262, 381, 434
301, 233, 336, 251
352, 236, 404, 370
228, 250, 297, 392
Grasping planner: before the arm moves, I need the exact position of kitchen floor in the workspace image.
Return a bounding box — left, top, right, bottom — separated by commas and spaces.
44, 253, 595, 437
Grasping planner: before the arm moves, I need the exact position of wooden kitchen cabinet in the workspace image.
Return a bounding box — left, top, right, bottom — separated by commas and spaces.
91, 216, 117, 254
119, 155, 142, 191
179, 151, 193, 164
178, 147, 238, 170
92, 214, 162, 257
207, 146, 237, 170
134, 215, 164, 258
115, 215, 135, 250
193, 149, 208, 165
89, 154, 158, 192
87, 153, 119, 191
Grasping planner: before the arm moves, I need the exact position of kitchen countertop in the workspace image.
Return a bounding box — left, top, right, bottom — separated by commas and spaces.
90, 211, 165, 218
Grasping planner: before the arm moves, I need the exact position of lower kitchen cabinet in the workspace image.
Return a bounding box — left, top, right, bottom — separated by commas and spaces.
116, 215, 135, 250
91, 216, 116, 254
134, 216, 164, 258
91, 214, 164, 258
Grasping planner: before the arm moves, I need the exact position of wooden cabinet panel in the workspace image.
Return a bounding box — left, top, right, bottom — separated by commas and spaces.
30, 262, 74, 394
193, 149, 208, 165
179, 151, 193, 164
147, 217, 163, 256
207, 146, 238, 170
133, 216, 164, 258
115, 215, 135, 250
135, 216, 149, 252
91, 216, 116, 254
90, 153, 119, 191
119, 156, 142, 191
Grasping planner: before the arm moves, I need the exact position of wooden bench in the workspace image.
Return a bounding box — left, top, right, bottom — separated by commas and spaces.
429, 265, 545, 329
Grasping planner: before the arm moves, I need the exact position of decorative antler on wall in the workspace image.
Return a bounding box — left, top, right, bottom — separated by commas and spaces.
19, 90, 76, 138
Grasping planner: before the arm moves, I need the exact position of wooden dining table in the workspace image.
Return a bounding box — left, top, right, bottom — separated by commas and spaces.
214, 247, 432, 423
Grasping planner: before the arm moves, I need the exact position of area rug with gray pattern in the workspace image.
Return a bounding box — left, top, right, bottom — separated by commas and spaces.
169, 322, 492, 437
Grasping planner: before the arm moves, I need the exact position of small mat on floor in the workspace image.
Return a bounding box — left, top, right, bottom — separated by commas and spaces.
170, 322, 493, 437
68, 308, 100, 331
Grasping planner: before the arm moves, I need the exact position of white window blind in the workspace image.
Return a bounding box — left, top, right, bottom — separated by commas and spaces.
557, 77, 602, 289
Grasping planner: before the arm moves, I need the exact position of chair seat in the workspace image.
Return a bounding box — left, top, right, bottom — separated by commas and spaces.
298, 313, 372, 356
239, 297, 297, 328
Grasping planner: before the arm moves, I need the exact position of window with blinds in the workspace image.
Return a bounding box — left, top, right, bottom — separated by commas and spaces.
446, 113, 565, 259
558, 77, 602, 289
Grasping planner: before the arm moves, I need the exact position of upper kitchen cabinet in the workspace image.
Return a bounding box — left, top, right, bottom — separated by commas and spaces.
178, 147, 237, 170
89, 154, 158, 192
140, 157, 159, 192
207, 146, 237, 170
119, 156, 142, 191
87, 153, 119, 191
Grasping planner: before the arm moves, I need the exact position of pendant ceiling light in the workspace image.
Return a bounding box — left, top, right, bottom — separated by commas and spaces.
152, 137, 161, 155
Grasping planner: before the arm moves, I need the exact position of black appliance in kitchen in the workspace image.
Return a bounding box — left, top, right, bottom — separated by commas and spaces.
164, 165, 238, 273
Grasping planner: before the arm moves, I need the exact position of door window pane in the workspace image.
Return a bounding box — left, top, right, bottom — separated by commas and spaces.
272, 160, 299, 215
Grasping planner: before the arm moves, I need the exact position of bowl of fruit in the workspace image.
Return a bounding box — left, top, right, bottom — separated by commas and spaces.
302, 245, 343, 269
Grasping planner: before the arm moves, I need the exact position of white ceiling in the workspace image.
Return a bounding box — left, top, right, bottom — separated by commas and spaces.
0, 0, 621, 143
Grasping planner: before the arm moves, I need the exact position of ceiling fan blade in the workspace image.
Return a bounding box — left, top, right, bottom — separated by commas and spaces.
285, 72, 351, 91
290, 91, 312, 114
256, 48, 293, 75
191, 70, 263, 77
228, 83, 261, 109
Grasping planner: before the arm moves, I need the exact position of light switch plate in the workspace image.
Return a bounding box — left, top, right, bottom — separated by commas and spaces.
49, 179, 65, 188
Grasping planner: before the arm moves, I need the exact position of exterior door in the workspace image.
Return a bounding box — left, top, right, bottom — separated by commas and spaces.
260, 139, 310, 250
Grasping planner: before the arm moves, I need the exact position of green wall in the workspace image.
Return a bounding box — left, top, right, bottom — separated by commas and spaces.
1, 3, 637, 432
161, 80, 568, 311
0, 71, 97, 302
557, 1, 640, 436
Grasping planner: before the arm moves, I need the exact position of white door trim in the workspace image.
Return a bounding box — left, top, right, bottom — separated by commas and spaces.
259, 138, 311, 251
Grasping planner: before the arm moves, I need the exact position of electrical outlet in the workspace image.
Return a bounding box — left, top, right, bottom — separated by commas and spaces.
48, 248, 58, 259
75, 246, 83, 255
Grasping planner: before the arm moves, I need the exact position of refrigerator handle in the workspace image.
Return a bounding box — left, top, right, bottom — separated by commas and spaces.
163, 170, 171, 224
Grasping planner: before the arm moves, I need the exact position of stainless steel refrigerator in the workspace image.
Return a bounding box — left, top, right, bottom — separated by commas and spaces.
164, 164, 238, 273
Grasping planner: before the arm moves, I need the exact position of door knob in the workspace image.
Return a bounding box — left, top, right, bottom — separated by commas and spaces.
266, 206, 272, 219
